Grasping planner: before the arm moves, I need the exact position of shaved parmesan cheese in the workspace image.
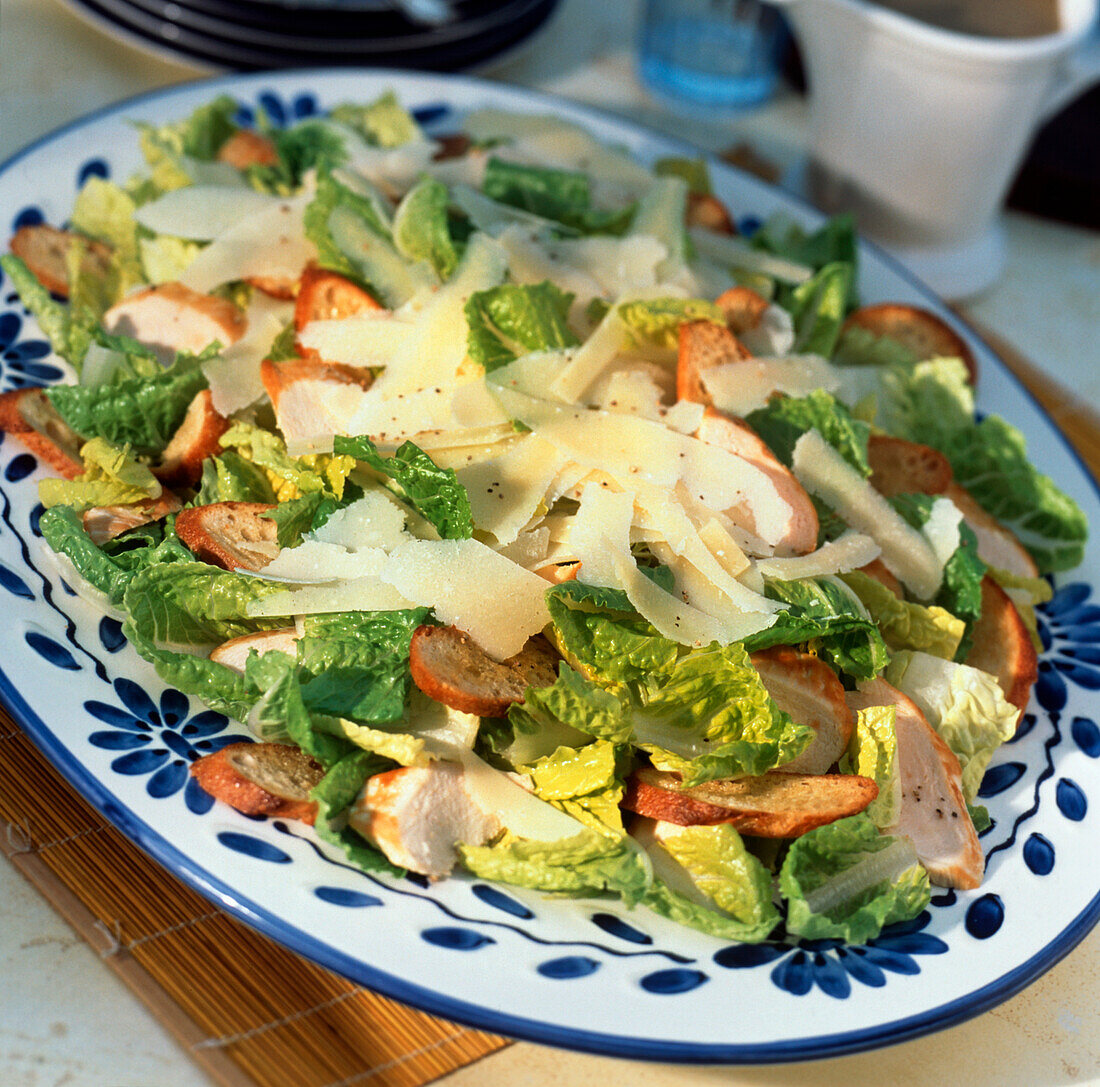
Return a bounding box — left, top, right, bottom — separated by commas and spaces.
585, 367, 665, 420
297, 312, 413, 369
662, 399, 705, 435
449, 183, 564, 237
755, 531, 881, 581
134, 186, 285, 241
545, 235, 667, 299
696, 518, 750, 578
738, 303, 795, 356
701, 354, 841, 416
203, 293, 292, 415
792, 430, 944, 600
256, 541, 388, 583
924, 496, 964, 569
496, 526, 551, 567
310, 490, 409, 551
180, 194, 315, 294
382, 538, 551, 660
688, 227, 814, 285
496, 226, 604, 320
246, 576, 414, 618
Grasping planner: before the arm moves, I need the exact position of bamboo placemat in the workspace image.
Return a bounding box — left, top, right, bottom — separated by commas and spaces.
0, 325, 1095, 1087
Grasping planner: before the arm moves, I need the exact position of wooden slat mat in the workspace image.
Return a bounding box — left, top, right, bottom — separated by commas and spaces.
0, 323, 1095, 1087
0, 717, 509, 1087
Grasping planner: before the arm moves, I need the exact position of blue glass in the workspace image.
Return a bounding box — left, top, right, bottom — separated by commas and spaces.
639, 0, 786, 111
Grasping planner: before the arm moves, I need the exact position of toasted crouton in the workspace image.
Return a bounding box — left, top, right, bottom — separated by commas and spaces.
686, 192, 735, 235
349, 762, 502, 878
676, 320, 753, 405
964, 575, 1038, 722
534, 561, 581, 585
409, 626, 560, 717
9, 223, 112, 298
714, 286, 770, 336
622, 766, 878, 838
751, 647, 855, 774
944, 482, 1038, 579
154, 389, 230, 488
103, 282, 246, 365
82, 493, 183, 546
0, 387, 84, 478
190, 742, 322, 824
848, 678, 983, 889
216, 129, 279, 170
695, 408, 819, 555
175, 501, 279, 571
293, 267, 383, 360
867, 434, 954, 498
432, 133, 472, 161
842, 303, 978, 384
209, 627, 300, 673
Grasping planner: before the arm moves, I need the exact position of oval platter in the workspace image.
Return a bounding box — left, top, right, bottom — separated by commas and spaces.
1, 69, 1098, 1064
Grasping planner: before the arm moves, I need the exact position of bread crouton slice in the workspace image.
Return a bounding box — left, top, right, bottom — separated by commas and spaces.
695, 407, 819, 555
867, 434, 954, 498
842, 303, 978, 384
9, 223, 112, 298
82, 493, 183, 546
751, 647, 855, 775
175, 501, 279, 571
209, 627, 300, 673
622, 766, 878, 838
216, 129, 280, 170
154, 389, 230, 488
676, 319, 752, 406
409, 625, 560, 717
103, 282, 246, 365
293, 266, 383, 345
714, 286, 770, 337
0, 387, 84, 478
686, 192, 735, 235
190, 742, 323, 824
964, 575, 1038, 722
848, 678, 984, 889
349, 762, 502, 878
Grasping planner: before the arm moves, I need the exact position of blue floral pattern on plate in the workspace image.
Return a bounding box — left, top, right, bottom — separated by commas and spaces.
1, 72, 1099, 1064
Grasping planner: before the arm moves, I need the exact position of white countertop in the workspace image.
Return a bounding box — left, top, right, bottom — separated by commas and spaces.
2, 1, 1099, 1085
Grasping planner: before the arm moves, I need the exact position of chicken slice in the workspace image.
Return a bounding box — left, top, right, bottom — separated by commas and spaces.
209, 628, 300, 673
944, 483, 1039, 579
82, 493, 182, 546
9, 223, 112, 298
621, 766, 878, 838
847, 678, 983, 889
103, 281, 246, 365
695, 407, 819, 555
349, 762, 502, 878
751, 646, 855, 774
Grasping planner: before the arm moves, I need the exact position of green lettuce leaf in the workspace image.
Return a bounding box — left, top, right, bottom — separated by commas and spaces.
884, 651, 1019, 802
0, 255, 97, 369
329, 92, 424, 148
219, 422, 327, 497
653, 156, 712, 194
392, 176, 460, 279
523, 739, 627, 835
465, 281, 578, 372
135, 95, 241, 191
38, 437, 162, 512
193, 451, 278, 506
788, 261, 855, 357
779, 814, 930, 942
334, 433, 473, 540
248, 119, 350, 193
753, 212, 859, 275
39, 504, 136, 605
745, 389, 872, 476
615, 297, 726, 349
840, 704, 901, 829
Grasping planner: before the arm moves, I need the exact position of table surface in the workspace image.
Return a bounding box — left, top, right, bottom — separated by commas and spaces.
2, 1, 1100, 1085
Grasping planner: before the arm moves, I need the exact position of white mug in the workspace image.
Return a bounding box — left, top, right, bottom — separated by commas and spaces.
771, 0, 1100, 298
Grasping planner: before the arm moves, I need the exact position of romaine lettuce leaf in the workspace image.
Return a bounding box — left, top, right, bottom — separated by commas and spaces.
653, 156, 712, 194
392, 176, 460, 279
193, 451, 278, 506
39, 437, 162, 512
615, 297, 726, 349
779, 814, 930, 942
465, 281, 578, 372
219, 422, 327, 498
788, 261, 855, 357
334, 433, 473, 540
752, 212, 859, 275
522, 739, 628, 835
840, 704, 901, 829
329, 91, 424, 148
884, 651, 1018, 802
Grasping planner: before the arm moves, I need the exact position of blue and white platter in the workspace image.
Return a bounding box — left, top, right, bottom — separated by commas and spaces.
1, 70, 1099, 1064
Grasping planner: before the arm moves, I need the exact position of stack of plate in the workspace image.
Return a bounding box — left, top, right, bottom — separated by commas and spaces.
62, 0, 560, 71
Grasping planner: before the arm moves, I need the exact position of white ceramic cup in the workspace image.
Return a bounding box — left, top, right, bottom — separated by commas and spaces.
771, 0, 1100, 299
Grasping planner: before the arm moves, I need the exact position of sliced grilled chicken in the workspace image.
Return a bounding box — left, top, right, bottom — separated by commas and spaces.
751, 646, 855, 774
686, 192, 735, 235
695, 407, 819, 555
714, 286, 770, 337
154, 389, 230, 488
842, 303, 978, 384
175, 501, 279, 571
189, 741, 323, 824
964, 575, 1038, 722
9, 223, 112, 298
867, 434, 953, 498
676, 319, 752, 405
82, 493, 182, 546
622, 766, 878, 838
103, 281, 246, 365
0, 387, 84, 478
209, 627, 300, 673
216, 129, 280, 170
847, 678, 983, 889
260, 357, 373, 449
944, 482, 1039, 579
409, 626, 560, 717
349, 762, 502, 878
